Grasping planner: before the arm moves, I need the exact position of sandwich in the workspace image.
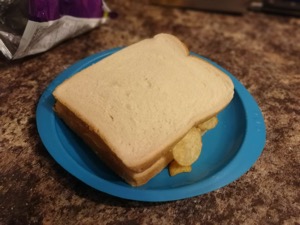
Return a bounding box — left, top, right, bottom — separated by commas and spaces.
52, 33, 234, 186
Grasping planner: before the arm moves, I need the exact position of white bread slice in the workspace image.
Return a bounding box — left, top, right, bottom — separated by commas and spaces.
53, 33, 234, 177
54, 101, 173, 186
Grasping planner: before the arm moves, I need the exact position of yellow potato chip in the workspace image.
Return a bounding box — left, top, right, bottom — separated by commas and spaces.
172, 127, 202, 166
169, 160, 192, 176
200, 130, 207, 136
197, 116, 218, 131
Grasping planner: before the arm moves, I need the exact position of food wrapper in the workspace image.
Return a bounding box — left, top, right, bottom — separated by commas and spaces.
0, 0, 112, 59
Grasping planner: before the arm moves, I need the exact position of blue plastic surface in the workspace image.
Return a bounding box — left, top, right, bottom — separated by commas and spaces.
36, 48, 266, 202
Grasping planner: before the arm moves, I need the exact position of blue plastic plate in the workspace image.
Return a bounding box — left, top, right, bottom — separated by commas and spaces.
36, 48, 266, 202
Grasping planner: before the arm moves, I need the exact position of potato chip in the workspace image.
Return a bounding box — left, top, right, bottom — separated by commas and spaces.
200, 130, 207, 136
197, 116, 218, 131
172, 127, 202, 166
169, 160, 192, 176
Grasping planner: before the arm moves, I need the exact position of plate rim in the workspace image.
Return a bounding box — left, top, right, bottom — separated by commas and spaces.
36, 48, 266, 202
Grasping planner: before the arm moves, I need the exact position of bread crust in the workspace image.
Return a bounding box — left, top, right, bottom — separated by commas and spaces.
54, 101, 173, 186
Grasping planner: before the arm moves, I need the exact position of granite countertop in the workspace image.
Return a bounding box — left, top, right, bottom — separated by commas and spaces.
1, 1, 299, 224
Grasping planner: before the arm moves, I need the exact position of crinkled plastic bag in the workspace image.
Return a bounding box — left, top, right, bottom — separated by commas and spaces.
0, 0, 111, 59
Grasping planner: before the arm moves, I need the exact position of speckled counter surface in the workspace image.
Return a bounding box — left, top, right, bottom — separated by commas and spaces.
1, 1, 299, 224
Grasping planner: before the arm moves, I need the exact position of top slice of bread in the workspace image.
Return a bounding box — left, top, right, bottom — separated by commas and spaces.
53, 33, 234, 172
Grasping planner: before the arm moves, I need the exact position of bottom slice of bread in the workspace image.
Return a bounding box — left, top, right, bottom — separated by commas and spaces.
54, 101, 173, 186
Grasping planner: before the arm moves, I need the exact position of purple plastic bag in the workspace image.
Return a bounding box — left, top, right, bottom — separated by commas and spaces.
29, 0, 60, 22
60, 0, 103, 18
28, 0, 104, 22
0, 0, 111, 59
